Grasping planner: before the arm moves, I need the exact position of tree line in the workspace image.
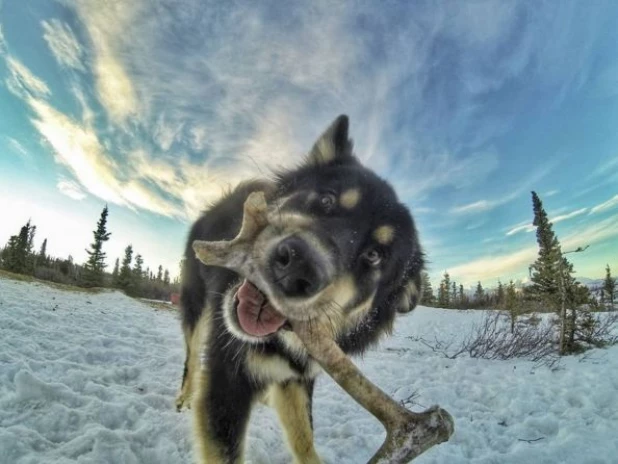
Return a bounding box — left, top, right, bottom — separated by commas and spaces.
0, 206, 180, 301
419, 191, 616, 355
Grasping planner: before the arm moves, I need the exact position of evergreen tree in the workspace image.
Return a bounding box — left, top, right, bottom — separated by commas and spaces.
527, 192, 586, 354
604, 264, 616, 309
26, 225, 36, 273
526, 191, 567, 310
451, 282, 457, 306
118, 245, 134, 291
420, 272, 434, 305
82, 206, 112, 287
496, 281, 505, 308
474, 281, 484, 306
157, 265, 163, 282
459, 284, 465, 309
163, 268, 170, 286
8, 220, 36, 274
133, 254, 144, 279
111, 258, 120, 286
2, 235, 20, 271
132, 254, 144, 295
38, 238, 48, 267
438, 272, 451, 307
505, 280, 519, 334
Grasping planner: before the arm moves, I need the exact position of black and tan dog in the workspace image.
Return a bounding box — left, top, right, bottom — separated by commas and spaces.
177, 115, 424, 464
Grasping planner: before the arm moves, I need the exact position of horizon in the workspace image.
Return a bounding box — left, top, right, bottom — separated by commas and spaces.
1, 1, 618, 285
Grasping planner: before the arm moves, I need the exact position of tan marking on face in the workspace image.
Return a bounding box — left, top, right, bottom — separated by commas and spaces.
373, 225, 395, 245
339, 188, 361, 209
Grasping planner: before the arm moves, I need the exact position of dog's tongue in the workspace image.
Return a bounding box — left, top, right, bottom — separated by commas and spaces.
236, 280, 286, 337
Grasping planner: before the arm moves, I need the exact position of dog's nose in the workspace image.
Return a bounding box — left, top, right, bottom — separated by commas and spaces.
269, 236, 327, 298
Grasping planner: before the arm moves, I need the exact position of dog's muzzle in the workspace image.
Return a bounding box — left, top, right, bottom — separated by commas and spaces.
268, 236, 328, 299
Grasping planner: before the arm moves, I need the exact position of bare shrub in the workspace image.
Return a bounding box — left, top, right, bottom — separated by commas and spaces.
461, 311, 558, 365
574, 310, 618, 348
411, 311, 559, 366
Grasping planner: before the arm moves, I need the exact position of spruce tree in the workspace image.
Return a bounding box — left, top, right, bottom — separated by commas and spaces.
131, 254, 144, 296
451, 282, 457, 306
2, 235, 20, 271
496, 281, 505, 308
111, 258, 120, 286
163, 268, 170, 286
157, 265, 163, 282
604, 265, 616, 309
474, 281, 484, 306
38, 238, 48, 267
526, 191, 565, 310
459, 284, 465, 309
83, 206, 112, 287
6, 220, 36, 275
420, 272, 434, 305
118, 245, 134, 292
505, 280, 518, 334
527, 191, 585, 353
438, 272, 451, 307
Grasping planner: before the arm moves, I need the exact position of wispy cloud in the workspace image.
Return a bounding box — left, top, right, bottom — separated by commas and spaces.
7, 137, 30, 160
5, 56, 51, 99
452, 213, 618, 285
506, 207, 589, 236
590, 194, 618, 214
41, 19, 85, 71
71, 1, 139, 123
0, 23, 6, 53
57, 179, 86, 200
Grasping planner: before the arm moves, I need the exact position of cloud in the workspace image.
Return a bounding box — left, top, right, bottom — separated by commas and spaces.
506, 222, 534, 236
5, 56, 51, 99
71, 1, 139, 123
0, 23, 6, 52
552, 208, 588, 223
57, 179, 86, 200
452, 200, 494, 215
450, 213, 618, 285
41, 19, 85, 71
7, 137, 30, 160
506, 207, 589, 236
590, 194, 618, 214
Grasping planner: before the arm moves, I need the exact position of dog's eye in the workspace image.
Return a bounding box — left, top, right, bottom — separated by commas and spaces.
319, 193, 337, 211
364, 249, 382, 266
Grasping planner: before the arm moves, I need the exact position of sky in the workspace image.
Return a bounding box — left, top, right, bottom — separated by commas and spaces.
0, 0, 617, 287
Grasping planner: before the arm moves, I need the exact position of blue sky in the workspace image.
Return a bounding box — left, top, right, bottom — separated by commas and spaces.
1, 0, 617, 287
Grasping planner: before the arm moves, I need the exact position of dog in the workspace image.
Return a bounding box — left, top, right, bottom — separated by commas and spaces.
176, 115, 424, 464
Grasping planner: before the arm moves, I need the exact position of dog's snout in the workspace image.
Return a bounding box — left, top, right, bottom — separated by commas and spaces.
270, 237, 327, 298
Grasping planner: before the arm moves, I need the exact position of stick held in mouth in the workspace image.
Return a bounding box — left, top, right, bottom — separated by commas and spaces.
293, 320, 454, 463
191, 190, 454, 463
192, 191, 269, 272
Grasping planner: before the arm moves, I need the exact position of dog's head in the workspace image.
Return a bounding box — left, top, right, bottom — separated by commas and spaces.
224, 115, 424, 345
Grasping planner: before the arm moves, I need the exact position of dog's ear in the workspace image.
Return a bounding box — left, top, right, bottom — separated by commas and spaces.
306, 114, 355, 166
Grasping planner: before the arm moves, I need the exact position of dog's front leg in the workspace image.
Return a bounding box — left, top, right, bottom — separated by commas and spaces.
271, 379, 322, 464
192, 365, 256, 464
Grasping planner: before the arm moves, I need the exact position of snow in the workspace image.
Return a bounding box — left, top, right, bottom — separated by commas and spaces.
1, 277, 617, 464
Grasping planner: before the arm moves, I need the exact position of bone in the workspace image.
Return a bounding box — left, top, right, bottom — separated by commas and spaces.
292, 320, 454, 463
191, 191, 454, 463
192, 191, 269, 271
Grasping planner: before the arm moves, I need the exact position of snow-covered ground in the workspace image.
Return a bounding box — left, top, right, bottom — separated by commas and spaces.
1, 277, 617, 464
